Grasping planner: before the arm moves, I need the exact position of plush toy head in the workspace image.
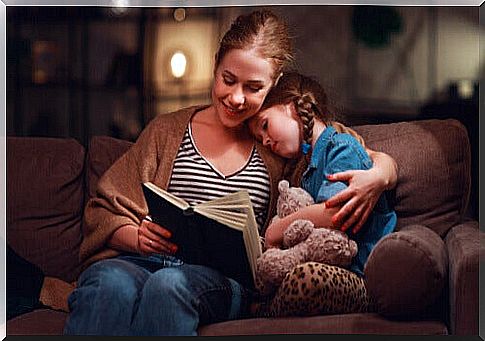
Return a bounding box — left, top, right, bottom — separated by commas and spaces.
256, 180, 358, 295
275, 180, 314, 219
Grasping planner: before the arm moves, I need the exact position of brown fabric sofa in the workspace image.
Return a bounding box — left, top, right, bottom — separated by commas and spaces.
6, 118, 481, 335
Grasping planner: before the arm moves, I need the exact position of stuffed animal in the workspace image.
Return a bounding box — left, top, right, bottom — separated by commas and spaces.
255, 180, 358, 295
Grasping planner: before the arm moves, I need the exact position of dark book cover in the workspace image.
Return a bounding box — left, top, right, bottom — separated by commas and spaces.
142, 183, 254, 288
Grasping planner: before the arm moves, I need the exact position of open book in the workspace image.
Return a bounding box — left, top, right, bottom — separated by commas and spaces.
141, 182, 263, 288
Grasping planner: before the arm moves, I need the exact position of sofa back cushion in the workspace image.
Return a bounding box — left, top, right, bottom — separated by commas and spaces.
7, 137, 85, 282
354, 119, 471, 237
85, 136, 134, 201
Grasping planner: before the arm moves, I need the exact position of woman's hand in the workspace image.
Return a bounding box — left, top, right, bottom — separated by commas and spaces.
325, 150, 397, 234
137, 218, 178, 256
324, 168, 387, 234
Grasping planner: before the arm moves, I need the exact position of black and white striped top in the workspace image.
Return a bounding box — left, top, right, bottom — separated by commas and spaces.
167, 124, 271, 233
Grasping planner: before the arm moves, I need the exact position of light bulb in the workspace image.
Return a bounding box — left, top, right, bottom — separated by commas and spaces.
170, 52, 187, 79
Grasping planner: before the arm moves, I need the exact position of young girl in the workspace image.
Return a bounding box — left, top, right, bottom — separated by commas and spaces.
249, 72, 397, 304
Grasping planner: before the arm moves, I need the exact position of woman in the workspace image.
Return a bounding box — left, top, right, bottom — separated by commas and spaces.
64, 10, 397, 336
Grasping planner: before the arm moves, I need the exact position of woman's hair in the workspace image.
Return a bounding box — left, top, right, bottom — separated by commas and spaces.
215, 10, 294, 82
260, 71, 337, 147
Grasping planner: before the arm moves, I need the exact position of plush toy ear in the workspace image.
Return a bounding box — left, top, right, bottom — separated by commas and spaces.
278, 180, 289, 194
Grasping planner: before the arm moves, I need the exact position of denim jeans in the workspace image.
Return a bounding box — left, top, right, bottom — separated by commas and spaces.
63, 253, 250, 336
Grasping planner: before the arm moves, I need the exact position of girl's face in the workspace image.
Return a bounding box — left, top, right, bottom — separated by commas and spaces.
212, 49, 275, 128
249, 103, 302, 158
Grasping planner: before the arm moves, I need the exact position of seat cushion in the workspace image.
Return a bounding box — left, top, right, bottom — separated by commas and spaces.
6, 310, 447, 335
7, 137, 85, 282
198, 313, 447, 335
354, 119, 470, 237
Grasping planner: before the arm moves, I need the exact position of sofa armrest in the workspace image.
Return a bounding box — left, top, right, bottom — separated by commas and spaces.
365, 224, 448, 317
445, 220, 481, 335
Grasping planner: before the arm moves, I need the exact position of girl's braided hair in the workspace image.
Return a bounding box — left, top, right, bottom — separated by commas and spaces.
260, 71, 336, 147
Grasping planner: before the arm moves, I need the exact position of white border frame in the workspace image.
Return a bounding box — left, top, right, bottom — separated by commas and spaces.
1, 1, 6, 339
1, 1, 482, 340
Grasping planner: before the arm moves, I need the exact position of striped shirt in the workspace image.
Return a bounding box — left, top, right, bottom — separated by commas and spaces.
167, 124, 271, 233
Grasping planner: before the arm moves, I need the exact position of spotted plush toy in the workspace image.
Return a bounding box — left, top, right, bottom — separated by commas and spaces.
255, 180, 358, 295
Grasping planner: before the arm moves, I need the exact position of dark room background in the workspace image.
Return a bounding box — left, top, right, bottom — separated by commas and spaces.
6, 5, 480, 218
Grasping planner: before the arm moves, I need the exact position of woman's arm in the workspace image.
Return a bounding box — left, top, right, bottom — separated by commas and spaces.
81, 114, 173, 264
367, 149, 398, 190
324, 148, 398, 234
107, 224, 140, 253
264, 203, 340, 248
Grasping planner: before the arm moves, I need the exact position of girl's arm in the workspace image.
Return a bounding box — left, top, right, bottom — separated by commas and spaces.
324, 148, 398, 234
264, 203, 340, 248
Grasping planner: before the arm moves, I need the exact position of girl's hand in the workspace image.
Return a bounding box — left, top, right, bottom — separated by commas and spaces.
137, 218, 178, 256
324, 168, 386, 234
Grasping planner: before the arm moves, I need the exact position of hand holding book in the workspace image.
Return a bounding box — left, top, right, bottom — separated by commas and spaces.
137, 217, 178, 256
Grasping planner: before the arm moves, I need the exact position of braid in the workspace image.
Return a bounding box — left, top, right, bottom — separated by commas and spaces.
296, 93, 317, 147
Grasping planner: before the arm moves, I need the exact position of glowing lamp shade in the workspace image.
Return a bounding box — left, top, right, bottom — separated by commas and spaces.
170, 52, 187, 78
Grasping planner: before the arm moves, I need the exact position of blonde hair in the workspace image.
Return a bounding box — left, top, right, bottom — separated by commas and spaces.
215, 10, 294, 82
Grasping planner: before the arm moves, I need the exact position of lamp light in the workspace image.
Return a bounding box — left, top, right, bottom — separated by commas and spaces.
457, 79, 474, 99
170, 51, 187, 79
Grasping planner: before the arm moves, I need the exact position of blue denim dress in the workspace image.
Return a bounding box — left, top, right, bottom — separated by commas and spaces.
301, 126, 397, 276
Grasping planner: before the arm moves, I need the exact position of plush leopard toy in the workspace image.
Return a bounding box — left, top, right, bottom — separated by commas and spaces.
252, 262, 370, 317
255, 180, 358, 295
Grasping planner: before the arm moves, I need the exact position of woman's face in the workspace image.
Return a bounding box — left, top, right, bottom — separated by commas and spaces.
212, 49, 275, 128
249, 103, 302, 158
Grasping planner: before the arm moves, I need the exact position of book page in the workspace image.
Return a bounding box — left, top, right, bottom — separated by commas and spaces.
195, 190, 262, 281
197, 208, 247, 231
194, 191, 251, 230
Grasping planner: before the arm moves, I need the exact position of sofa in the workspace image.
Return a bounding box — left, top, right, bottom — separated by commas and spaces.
6, 118, 481, 335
